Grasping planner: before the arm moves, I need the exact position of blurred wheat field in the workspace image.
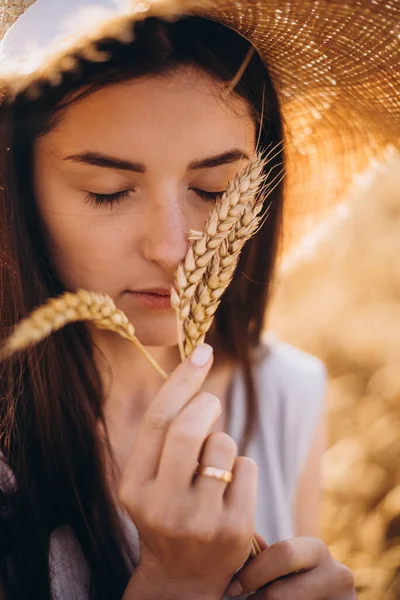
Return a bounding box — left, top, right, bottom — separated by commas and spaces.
269, 149, 400, 600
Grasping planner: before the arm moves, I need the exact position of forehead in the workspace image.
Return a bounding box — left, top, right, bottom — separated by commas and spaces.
44, 67, 255, 156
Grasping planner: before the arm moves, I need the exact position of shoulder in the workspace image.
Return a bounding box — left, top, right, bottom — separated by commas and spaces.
254, 331, 326, 390
252, 332, 327, 412
0, 453, 91, 598
252, 333, 327, 489
49, 527, 91, 600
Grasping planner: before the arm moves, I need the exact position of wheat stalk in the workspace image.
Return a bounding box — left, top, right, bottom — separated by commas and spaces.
0, 289, 168, 380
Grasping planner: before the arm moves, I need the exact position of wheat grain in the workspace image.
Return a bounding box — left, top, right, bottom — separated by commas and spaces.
0, 289, 168, 380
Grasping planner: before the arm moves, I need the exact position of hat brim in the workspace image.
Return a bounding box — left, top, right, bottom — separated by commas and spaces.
1, 0, 399, 252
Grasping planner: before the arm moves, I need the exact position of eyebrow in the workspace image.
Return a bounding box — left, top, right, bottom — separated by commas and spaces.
189, 150, 250, 170
63, 149, 250, 172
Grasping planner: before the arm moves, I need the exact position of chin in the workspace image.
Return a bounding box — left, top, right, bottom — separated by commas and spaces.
129, 312, 179, 348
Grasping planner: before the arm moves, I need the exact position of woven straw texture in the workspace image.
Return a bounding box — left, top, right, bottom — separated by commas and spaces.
0, 0, 399, 249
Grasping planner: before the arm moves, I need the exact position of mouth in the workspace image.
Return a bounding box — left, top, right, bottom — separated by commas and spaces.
126, 288, 172, 310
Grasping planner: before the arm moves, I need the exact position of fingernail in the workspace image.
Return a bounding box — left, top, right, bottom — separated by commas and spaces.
226, 580, 244, 597
190, 343, 213, 367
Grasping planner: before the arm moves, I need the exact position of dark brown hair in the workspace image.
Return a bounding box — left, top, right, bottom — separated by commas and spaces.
0, 16, 284, 600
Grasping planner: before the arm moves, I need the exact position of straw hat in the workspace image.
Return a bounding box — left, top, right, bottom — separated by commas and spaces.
0, 0, 399, 250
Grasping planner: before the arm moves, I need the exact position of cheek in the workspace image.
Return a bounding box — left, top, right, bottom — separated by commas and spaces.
33, 146, 139, 293
186, 203, 213, 232
37, 207, 134, 291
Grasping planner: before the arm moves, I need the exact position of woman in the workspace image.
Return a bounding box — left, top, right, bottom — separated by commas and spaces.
0, 1, 397, 599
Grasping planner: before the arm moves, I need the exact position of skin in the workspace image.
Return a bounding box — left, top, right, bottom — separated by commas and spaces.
33, 66, 356, 599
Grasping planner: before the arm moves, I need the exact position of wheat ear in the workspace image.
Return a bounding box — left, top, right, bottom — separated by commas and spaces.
0, 289, 168, 380
171, 153, 265, 324
173, 150, 285, 356
181, 201, 268, 354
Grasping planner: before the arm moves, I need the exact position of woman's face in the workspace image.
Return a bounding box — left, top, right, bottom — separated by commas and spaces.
34, 67, 256, 347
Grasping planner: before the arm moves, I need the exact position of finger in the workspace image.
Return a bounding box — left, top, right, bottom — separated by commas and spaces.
222, 456, 257, 553
228, 537, 330, 595
251, 561, 356, 600
225, 456, 258, 512
254, 532, 269, 552
124, 344, 214, 485
156, 393, 222, 493
193, 432, 237, 501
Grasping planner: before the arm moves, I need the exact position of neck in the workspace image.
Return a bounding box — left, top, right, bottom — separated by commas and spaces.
92, 329, 181, 422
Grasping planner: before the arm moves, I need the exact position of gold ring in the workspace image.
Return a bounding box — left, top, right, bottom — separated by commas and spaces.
195, 465, 233, 483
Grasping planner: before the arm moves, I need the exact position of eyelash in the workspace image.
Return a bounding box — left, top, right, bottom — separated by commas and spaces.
85, 188, 224, 208
191, 188, 224, 204
85, 189, 132, 209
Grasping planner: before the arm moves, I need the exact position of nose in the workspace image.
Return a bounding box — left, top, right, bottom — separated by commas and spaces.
141, 199, 189, 274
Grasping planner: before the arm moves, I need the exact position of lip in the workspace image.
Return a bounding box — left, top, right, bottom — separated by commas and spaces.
133, 288, 171, 295
126, 288, 172, 310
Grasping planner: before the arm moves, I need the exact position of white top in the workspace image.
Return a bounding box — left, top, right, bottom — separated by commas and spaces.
1, 338, 326, 599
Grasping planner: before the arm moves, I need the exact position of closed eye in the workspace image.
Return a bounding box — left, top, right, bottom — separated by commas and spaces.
192, 188, 225, 203
84, 189, 132, 208
84, 187, 225, 209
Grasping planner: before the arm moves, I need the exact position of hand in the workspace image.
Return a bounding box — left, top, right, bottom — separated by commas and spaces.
118, 344, 258, 600
225, 534, 356, 599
